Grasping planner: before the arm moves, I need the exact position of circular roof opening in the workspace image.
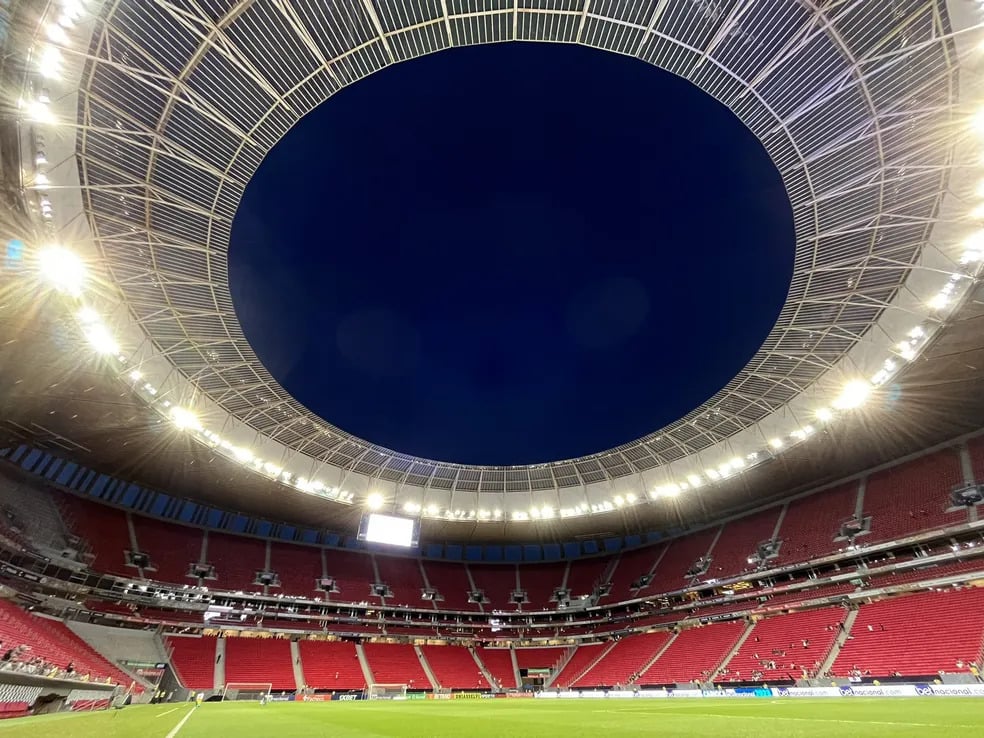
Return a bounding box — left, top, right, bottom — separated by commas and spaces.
230, 43, 794, 466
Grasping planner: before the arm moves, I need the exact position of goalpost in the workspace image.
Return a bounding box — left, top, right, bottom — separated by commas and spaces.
221, 682, 273, 701
366, 683, 408, 700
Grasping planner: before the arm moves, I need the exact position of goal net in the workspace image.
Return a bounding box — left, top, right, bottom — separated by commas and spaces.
367, 683, 408, 700
221, 683, 273, 701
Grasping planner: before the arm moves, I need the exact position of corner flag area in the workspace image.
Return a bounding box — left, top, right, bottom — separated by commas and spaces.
1, 699, 984, 738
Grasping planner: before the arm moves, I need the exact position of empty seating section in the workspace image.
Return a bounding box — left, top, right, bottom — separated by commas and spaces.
704, 508, 781, 581
423, 562, 476, 610
0, 475, 68, 553
514, 647, 565, 671
207, 533, 266, 591
325, 550, 375, 603
776, 483, 858, 564
833, 588, 984, 677
166, 636, 217, 689
376, 555, 426, 606
866, 558, 984, 588
132, 517, 202, 584
863, 450, 966, 543
638, 620, 745, 685
718, 607, 844, 683
470, 565, 517, 609
224, 638, 295, 690
476, 647, 517, 688
517, 563, 566, 608
59, 496, 132, 576
606, 545, 664, 602
651, 527, 719, 589
575, 631, 672, 687
269, 542, 323, 598
362, 643, 428, 688
0, 603, 133, 685
551, 643, 603, 687
421, 645, 488, 689
566, 557, 610, 598
298, 641, 365, 690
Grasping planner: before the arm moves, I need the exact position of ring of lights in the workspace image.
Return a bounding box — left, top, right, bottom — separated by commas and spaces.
18, 0, 984, 522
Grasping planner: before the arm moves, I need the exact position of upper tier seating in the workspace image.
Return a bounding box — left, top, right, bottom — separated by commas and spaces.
423, 561, 477, 610
223, 637, 295, 691
573, 631, 673, 687
606, 545, 666, 603
717, 606, 845, 683
324, 550, 375, 603
862, 450, 967, 544
517, 563, 567, 609
0, 603, 134, 686
165, 635, 217, 690
638, 620, 746, 685
650, 527, 720, 589
58, 495, 133, 576
470, 565, 517, 609
269, 542, 323, 598
703, 508, 781, 581
376, 555, 426, 607
421, 645, 489, 689
832, 588, 984, 677
551, 643, 604, 687
298, 640, 365, 690
475, 647, 517, 688
775, 483, 859, 564
206, 533, 266, 592
566, 557, 611, 599
362, 642, 429, 689
0, 474, 69, 554
132, 516, 202, 584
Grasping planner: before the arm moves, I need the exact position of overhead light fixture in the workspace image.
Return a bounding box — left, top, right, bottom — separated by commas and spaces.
82, 323, 119, 355
769, 438, 783, 449
816, 407, 833, 422
366, 492, 383, 510
833, 379, 870, 410
38, 245, 86, 295
169, 406, 201, 432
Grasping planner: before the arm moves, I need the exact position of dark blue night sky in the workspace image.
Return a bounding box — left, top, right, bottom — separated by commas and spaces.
229, 43, 794, 466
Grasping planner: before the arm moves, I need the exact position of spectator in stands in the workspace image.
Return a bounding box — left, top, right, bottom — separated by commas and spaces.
970, 663, 982, 684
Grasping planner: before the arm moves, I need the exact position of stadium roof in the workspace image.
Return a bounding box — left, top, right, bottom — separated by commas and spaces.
3, 0, 984, 536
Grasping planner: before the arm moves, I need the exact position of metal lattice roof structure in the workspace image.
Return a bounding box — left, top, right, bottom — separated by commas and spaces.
14, 0, 984, 521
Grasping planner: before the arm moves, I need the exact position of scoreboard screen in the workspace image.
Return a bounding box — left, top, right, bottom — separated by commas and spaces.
358, 512, 419, 548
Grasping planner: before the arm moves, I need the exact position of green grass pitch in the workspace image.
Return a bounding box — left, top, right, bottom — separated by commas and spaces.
1, 698, 983, 737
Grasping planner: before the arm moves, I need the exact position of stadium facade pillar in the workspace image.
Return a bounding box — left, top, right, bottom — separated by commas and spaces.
214, 637, 226, 691
289, 641, 305, 691
355, 643, 375, 687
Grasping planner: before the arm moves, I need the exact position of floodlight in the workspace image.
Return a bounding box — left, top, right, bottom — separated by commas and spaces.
128, 369, 142, 381
686, 474, 702, 488
83, 323, 118, 354
833, 379, 871, 410
38, 246, 86, 294
816, 407, 833, 422
46, 23, 69, 45
625, 493, 636, 503
169, 406, 201, 431
366, 492, 384, 511
38, 46, 62, 78
26, 100, 54, 124
928, 293, 949, 311
76, 306, 99, 324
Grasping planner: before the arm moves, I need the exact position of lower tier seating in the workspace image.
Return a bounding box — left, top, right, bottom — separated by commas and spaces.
574, 631, 673, 687
362, 642, 429, 689
832, 588, 984, 677
298, 640, 365, 691
223, 637, 296, 691
165, 635, 217, 690
551, 644, 604, 687
475, 647, 517, 689
637, 620, 746, 685
717, 606, 845, 682
421, 645, 489, 689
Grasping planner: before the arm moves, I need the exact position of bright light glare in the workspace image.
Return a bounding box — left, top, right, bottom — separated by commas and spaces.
38, 246, 86, 294
46, 23, 69, 45
816, 407, 833, 422
83, 323, 118, 354
769, 438, 783, 449
38, 46, 62, 78
833, 379, 870, 410
169, 406, 201, 431
366, 492, 384, 511
26, 100, 54, 123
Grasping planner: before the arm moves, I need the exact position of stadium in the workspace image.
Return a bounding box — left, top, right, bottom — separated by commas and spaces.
2, 0, 984, 735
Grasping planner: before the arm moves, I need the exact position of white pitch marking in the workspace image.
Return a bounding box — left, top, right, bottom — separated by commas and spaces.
164, 707, 195, 738
156, 707, 179, 718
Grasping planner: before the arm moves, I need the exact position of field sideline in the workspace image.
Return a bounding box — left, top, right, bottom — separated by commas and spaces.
0, 698, 982, 737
